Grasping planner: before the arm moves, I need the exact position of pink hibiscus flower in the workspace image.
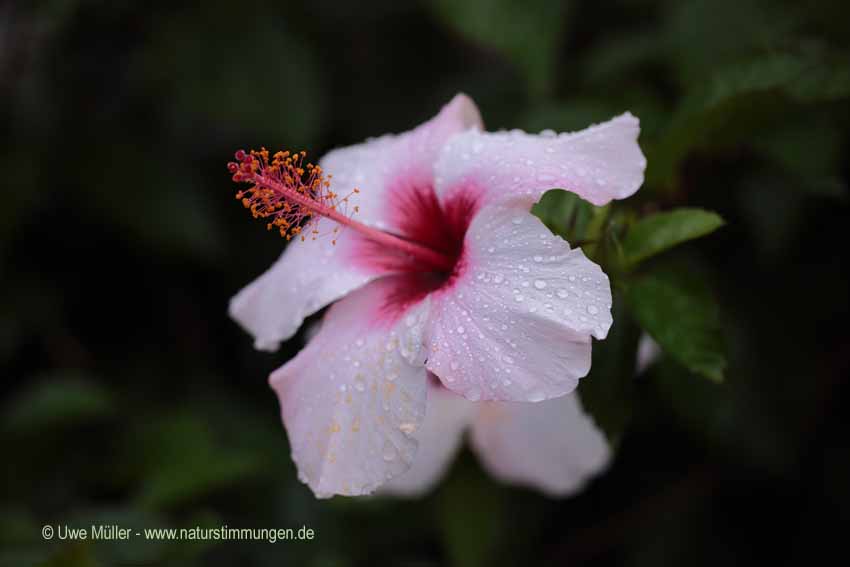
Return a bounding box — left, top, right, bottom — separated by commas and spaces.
229, 94, 645, 497
384, 376, 611, 497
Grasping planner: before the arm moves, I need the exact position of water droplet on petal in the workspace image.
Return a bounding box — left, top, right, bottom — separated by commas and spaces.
587, 305, 599, 315
382, 441, 396, 462
534, 280, 547, 289
528, 390, 546, 402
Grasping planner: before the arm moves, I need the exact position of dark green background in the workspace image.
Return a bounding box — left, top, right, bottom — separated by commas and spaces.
2, 0, 849, 565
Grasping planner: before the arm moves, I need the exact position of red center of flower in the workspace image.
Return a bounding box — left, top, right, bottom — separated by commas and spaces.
355, 182, 480, 316
228, 148, 479, 319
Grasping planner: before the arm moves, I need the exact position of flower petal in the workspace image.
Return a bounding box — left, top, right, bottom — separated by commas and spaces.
435, 113, 644, 208
426, 204, 612, 402
229, 94, 482, 351
269, 278, 430, 498
636, 333, 662, 374
470, 393, 611, 497
382, 378, 476, 497
229, 236, 374, 351
321, 93, 483, 231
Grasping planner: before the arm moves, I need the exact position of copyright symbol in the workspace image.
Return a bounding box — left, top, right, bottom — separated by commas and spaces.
42, 525, 54, 539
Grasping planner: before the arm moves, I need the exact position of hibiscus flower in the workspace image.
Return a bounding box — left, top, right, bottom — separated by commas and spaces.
384, 376, 611, 497
229, 94, 645, 497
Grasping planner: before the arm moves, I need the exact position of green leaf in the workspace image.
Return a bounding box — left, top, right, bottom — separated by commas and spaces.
623, 208, 724, 267
531, 189, 596, 244
626, 264, 726, 382
3, 373, 114, 434
430, 0, 569, 98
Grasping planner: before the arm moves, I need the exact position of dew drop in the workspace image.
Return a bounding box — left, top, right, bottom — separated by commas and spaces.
587, 305, 599, 315
527, 390, 546, 402
382, 441, 396, 462
534, 279, 547, 289
556, 289, 568, 298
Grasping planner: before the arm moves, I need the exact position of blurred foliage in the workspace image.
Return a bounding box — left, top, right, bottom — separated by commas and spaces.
429, 0, 570, 99
2, 372, 114, 434
2, 0, 849, 566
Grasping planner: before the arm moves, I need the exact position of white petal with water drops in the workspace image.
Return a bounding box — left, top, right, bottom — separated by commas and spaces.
269, 280, 429, 498
434, 112, 645, 208
425, 203, 611, 402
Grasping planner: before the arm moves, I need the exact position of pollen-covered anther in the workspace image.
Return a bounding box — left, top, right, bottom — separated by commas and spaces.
227, 148, 361, 242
